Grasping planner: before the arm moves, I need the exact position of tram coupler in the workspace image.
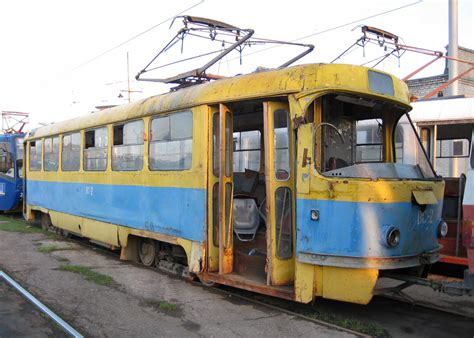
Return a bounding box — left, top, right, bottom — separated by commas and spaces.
383, 272, 473, 297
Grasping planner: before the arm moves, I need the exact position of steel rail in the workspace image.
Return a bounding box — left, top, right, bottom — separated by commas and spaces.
0, 270, 83, 338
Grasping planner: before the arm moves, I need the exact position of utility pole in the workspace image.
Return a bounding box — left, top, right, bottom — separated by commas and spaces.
448, 0, 459, 96
120, 52, 141, 103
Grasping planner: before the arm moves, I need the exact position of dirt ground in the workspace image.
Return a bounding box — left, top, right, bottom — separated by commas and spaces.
0, 228, 352, 337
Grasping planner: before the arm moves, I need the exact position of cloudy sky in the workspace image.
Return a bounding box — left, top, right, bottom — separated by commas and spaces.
0, 0, 472, 129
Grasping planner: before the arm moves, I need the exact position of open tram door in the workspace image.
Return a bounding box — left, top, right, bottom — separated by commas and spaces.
218, 104, 234, 274
263, 101, 295, 286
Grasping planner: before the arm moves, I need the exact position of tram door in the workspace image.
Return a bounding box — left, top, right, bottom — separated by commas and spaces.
219, 104, 234, 274
207, 104, 234, 274
264, 101, 295, 285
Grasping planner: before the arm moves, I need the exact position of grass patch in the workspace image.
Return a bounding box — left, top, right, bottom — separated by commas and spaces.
56, 256, 70, 263
0, 215, 65, 241
302, 309, 388, 337
0, 216, 43, 234
144, 299, 180, 315
58, 264, 114, 286
37, 244, 71, 253
159, 301, 177, 311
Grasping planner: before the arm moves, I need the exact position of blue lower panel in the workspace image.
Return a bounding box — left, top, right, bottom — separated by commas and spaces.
27, 180, 206, 243
0, 177, 22, 211
296, 198, 442, 258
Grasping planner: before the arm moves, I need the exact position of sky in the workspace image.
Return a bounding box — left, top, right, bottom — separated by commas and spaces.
0, 0, 472, 130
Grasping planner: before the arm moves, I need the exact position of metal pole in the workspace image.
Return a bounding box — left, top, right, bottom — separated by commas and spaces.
448, 0, 459, 96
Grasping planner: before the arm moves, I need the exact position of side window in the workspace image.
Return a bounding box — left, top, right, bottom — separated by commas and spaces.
84, 127, 108, 171
0, 142, 12, 174
29, 140, 42, 171
233, 130, 261, 172
436, 138, 470, 177
62, 133, 81, 171
44, 136, 59, 171
149, 111, 193, 171
274, 109, 290, 180
112, 120, 144, 171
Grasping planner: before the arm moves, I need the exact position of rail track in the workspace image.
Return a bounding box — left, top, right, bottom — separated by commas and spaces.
5, 214, 474, 337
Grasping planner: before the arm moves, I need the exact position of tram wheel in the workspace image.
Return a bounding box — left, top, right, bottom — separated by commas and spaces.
138, 238, 157, 266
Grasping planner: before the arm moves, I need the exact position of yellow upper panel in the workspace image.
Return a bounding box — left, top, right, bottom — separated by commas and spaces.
29, 64, 411, 139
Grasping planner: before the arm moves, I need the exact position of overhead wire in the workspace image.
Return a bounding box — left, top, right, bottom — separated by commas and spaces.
72, 0, 205, 70
226, 0, 422, 62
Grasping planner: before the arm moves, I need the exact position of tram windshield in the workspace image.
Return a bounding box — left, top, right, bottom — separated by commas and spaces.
316, 94, 436, 180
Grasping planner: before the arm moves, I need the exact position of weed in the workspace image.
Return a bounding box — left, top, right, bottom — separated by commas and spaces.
38, 244, 72, 253
56, 257, 70, 263
159, 301, 177, 311
58, 265, 114, 286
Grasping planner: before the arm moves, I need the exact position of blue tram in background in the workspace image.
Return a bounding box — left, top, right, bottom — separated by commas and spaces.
0, 133, 25, 211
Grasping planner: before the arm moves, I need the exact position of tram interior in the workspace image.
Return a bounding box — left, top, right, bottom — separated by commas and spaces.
228, 100, 268, 282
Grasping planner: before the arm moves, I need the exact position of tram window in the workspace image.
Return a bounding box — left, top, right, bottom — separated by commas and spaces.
356, 120, 383, 163
62, 133, 80, 171
420, 128, 431, 159
0, 142, 12, 174
368, 70, 394, 96
112, 120, 144, 171
436, 139, 470, 158
15, 138, 24, 160
212, 113, 219, 177
149, 111, 192, 171
29, 140, 42, 171
275, 187, 292, 259
233, 130, 260, 172
436, 138, 470, 177
44, 136, 59, 171
274, 109, 290, 180
84, 127, 108, 171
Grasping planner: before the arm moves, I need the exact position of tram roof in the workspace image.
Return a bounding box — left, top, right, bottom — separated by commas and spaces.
411, 97, 474, 126
29, 63, 411, 139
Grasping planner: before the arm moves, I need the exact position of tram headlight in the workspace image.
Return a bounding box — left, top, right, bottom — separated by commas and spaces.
438, 221, 448, 238
385, 227, 401, 248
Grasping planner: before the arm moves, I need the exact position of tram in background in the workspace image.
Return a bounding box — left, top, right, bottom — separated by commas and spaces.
409, 96, 474, 279
0, 133, 25, 212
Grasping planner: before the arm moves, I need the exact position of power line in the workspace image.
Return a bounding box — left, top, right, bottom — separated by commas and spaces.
229, 0, 423, 61
72, 0, 204, 70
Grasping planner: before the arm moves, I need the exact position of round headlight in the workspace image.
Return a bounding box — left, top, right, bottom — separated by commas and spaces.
438, 221, 448, 238
386, 227, 401, 248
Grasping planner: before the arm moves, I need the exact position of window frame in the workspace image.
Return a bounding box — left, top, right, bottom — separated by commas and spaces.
83, 126, 108, 172
149, 111, 193, 171
436, 138, 470, 159
29, 139, 43, 172
112, 119, 144, 171
43, 136, 60, 172
61, 132, 81, 172
232, 129, 262, 173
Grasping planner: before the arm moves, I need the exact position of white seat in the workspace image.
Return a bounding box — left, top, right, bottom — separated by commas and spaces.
233, 198, 260, 241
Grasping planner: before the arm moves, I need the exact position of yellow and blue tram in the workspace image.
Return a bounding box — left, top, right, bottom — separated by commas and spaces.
24, 63, 446, 304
